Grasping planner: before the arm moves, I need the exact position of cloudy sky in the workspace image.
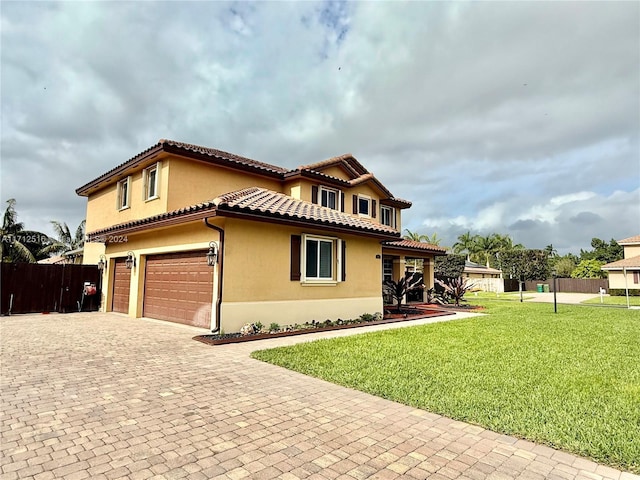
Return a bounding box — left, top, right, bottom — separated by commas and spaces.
2, 1, 638, 255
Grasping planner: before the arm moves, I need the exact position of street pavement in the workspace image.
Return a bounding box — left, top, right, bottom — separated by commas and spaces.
1, 312, 637, 480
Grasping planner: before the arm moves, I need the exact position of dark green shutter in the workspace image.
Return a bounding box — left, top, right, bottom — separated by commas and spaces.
290, 235, 301, 281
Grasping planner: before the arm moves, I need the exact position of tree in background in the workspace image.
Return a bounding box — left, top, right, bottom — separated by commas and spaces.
1, 199, 50, 263
403, 229, 443, 246
403, 229, 428, 242
452, 231, 476, 260
579, 238, 623, 264
499, 249, 551, 301
435, 254, 466, 279
453, 232, 523, 268
553, 257, 577, 277
40, 220, 86, 256
571, 259, 607, 279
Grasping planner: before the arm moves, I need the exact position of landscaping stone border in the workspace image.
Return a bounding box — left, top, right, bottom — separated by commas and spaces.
193, 308, 455, 345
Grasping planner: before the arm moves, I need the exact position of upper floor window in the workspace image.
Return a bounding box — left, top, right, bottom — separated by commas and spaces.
320, 186, 339, 210
352, 194, 376, 218
380, 205, 395, 227
117, 177, 130, 210
144, 163, 160, 201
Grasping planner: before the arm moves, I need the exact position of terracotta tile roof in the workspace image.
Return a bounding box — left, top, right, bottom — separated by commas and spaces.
159, 139, 289, 174
77, 139, 287, 196
298, 153, 366, 177
382, 239, 447, 254
601, 255, 640, 270
77, 140, 413, 209
618, 235, 640, 245
214, 187, 400, 237
87, 188, 401, 240
87, 201, 218, 239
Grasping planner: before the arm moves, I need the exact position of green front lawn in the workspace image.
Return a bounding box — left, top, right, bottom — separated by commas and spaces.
582, 295, 640, 307
252, 300, 640, 473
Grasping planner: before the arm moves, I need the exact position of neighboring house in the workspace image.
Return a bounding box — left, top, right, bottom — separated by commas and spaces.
463, 260, 504, 293
601, 235, 640, 292
38, 248, 84, 265
77, 139, 446, 332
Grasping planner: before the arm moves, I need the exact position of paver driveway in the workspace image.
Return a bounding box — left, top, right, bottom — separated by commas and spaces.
1, 313, 636, 480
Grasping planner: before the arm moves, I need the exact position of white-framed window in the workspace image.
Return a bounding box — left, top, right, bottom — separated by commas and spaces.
143, 162, 160, 201
358, 195, 371, 217
302, 234, 342, 284
117, 177, 131, 210
381, 205, 395, 227
320, 186, 339, 210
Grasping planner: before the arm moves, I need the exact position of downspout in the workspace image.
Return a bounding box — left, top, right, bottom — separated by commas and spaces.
204, 218, 224, 333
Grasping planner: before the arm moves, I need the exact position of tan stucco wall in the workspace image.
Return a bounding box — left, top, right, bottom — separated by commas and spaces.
166, 157, 282, 210
221, 297, 383, 333
84, 161, 170, 233
623, 245, 640, 258
320, 165, 352, 181
221, 219, 383, 302
608, 271, 640, 290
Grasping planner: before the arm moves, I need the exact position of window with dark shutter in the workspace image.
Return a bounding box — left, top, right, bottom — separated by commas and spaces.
290, 235, 301, 281
341, 241, 346, 282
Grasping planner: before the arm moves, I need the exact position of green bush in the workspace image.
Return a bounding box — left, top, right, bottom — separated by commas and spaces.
609, 288, 640, 296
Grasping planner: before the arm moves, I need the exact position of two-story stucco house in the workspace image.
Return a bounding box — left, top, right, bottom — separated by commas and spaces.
601, 235, 640, 293
77, 139, 445, 332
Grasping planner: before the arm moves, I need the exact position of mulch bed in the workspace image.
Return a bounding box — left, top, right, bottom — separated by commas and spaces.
193, 307, 456, 346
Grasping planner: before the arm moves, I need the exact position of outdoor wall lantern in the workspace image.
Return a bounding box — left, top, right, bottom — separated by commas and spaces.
97, 255, 107, 271
206, 241, 219, 267
125, 251, 136, 269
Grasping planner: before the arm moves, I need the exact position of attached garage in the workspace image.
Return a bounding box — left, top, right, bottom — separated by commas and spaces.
143, 251, 213, 328
111, 258, 131, 314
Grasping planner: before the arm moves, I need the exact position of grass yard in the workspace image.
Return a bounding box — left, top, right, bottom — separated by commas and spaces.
582, 295, 640, 307
252, 300, 640, 473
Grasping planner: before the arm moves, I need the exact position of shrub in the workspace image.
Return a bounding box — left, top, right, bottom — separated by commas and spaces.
360, 313, 375, 322
609, 289, 640, 296
269, 322, 280, 332
435, 277, 475, 306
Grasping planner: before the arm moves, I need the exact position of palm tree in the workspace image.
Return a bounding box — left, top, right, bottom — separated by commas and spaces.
403, 229, 428, 242
473, 234, 500, 267
0, 199, 49, 263
452, 231, 478, 260
42, 220, 86, 256
423, 232, 442, 246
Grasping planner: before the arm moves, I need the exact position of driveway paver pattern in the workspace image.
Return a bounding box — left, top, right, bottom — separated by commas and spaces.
1, 312, 637, 480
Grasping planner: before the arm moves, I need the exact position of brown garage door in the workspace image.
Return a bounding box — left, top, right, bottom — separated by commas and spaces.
143, 251, 213, 328
112, 258, 131, 314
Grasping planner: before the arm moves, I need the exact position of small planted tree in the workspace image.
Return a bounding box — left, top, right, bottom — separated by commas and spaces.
435, 277, 475, 306
383, 272, 423, 313
499, 249, 550, 301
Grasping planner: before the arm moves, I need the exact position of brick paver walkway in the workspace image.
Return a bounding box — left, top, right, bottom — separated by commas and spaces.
1, 313, 637, 480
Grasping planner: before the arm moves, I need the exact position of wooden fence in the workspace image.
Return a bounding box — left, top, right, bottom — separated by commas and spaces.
521, 278, 609, 294
1, 263, 101, 315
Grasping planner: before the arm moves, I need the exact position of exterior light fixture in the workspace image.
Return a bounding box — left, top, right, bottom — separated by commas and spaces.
98, 255, 107, 271
206, 241, 219, 267
125, 251, 136, 269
